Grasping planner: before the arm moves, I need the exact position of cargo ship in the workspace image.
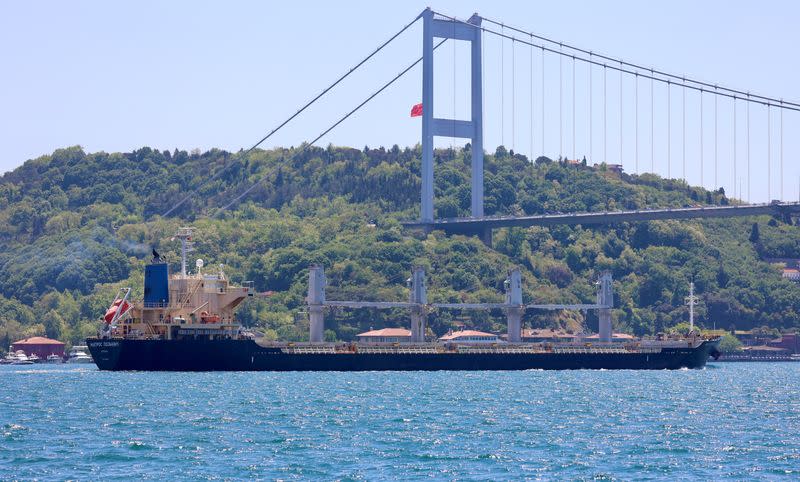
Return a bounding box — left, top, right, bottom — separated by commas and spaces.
87, 229, 720, 371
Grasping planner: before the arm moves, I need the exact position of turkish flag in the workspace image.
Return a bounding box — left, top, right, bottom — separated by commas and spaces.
410, 103, 423, 117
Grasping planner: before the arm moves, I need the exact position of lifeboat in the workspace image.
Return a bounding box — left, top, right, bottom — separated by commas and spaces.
104, 299, 131, 323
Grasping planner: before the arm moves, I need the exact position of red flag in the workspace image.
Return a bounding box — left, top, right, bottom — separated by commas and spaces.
410, 103, 423, 117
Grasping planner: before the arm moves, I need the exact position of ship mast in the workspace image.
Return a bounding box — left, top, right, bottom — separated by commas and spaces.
685, 282, 698, 332
174, 227, 195, 276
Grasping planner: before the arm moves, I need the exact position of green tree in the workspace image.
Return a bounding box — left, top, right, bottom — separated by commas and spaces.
718, 333, 743, 353
749, 222, 760, 242
43, 309, 64, 340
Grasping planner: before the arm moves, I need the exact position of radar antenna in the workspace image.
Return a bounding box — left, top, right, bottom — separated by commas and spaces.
173, 227, 195, 276
685, 282, 698, 332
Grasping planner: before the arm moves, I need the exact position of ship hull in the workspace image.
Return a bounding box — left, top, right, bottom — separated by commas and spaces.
87, 338, 718, 371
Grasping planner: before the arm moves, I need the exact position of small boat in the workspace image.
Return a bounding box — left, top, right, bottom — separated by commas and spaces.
45, 354, 63, 363
67, 347, 93, 364
10, 351, 34, 365
27, 354, 40, 363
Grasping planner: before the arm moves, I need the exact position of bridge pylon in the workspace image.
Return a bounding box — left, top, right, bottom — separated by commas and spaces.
420, 8, 484, 222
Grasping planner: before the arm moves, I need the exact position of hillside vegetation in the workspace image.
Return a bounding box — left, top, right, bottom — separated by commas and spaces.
1, 144, 799, 350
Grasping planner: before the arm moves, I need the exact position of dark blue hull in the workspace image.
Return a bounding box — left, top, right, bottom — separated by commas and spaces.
87, 338, 718, 371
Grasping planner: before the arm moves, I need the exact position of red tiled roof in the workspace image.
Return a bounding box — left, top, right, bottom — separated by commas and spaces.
12, 336, 64, 346
439, 330, 497, 341
356, 328, 411, 338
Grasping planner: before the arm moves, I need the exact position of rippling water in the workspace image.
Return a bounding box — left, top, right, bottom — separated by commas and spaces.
1, 363, 798, 480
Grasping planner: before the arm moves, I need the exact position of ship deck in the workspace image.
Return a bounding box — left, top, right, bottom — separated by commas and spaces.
254, 340, 685, 355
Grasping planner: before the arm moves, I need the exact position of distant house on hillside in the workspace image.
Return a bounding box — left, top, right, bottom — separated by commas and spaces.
591, 163, 624, 174
782, 268, 800, 282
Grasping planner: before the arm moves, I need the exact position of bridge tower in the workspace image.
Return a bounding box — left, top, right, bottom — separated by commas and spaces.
420, 9, 484, 223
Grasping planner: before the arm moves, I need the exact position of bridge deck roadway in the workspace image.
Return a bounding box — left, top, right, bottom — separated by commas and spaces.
403, 202, 800, 234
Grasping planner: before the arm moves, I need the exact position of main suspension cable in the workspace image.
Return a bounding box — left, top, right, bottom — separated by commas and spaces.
161, 13, 422, 218
477, 14, 800, 109
432, 12, 800, 113
213, 39, 448, 215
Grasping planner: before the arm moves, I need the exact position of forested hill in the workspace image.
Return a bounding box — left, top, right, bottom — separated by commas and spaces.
1, 144, 799, 349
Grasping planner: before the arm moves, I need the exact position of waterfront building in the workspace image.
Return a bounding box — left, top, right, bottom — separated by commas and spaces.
11, 337, 65, 359
355, 328, 412, 343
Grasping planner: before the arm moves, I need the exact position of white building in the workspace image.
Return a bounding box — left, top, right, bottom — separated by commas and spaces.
355, 328, 412, 343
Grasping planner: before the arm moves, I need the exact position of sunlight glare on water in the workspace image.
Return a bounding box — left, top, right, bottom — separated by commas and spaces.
1, 363, 799, 480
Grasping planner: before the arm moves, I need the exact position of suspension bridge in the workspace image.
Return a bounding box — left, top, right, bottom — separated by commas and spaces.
166, 7, 800, 245
401, 9, 800, 244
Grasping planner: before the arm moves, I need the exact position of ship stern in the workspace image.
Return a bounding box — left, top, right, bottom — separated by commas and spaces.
86, 338, 123, 370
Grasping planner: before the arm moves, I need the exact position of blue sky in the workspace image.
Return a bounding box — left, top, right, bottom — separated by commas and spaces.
1, 1, 798, 202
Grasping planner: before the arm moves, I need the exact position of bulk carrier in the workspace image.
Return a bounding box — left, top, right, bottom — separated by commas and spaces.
87, 229, 720, 371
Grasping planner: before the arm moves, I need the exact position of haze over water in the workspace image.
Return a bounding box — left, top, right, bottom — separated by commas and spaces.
1, 363, 798, 480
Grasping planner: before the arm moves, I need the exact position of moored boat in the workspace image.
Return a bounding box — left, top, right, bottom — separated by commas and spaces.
45, 354, 64, 363
10, 351, 34, 365
66, 346, 93, 364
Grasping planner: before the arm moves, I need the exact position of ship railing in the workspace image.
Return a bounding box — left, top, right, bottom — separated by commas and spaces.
357, 346, 440, 354
284, 346, 337, 354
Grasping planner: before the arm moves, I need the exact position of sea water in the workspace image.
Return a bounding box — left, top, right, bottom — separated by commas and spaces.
1, 363, 798, 480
